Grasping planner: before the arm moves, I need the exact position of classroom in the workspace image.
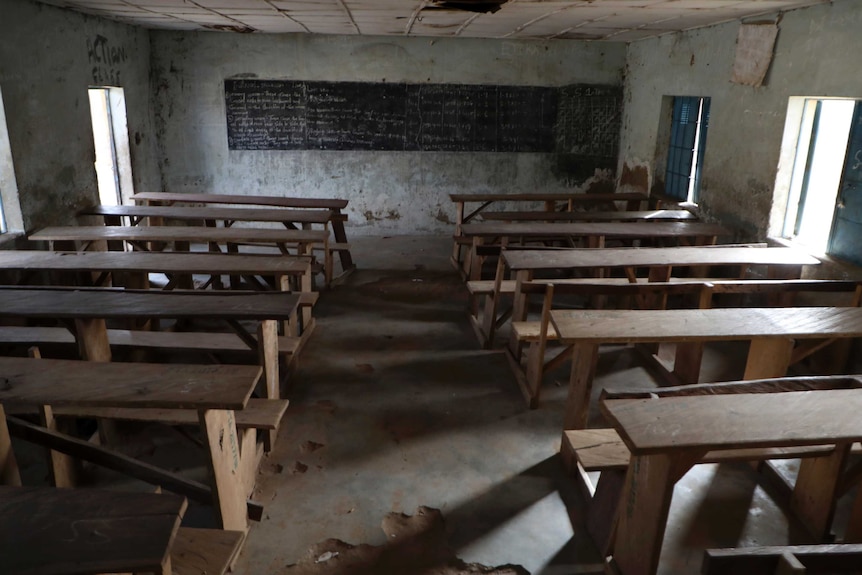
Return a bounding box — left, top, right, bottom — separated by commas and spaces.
3, 0, 862, 573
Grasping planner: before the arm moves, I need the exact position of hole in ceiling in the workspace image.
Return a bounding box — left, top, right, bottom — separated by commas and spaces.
202, 24, 257, 33
424, 0, 507, 14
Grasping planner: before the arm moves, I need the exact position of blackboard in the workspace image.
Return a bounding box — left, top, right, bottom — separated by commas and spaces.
225, 79, 558, 152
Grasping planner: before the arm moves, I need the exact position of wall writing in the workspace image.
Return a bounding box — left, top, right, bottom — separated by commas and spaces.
87, 35, 127, 86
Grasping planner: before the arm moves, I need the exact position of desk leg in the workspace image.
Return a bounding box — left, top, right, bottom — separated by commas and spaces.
610, 452, 701, 575
563, 342, 599, 430
0, 405, 22, 486
330, 210, 355, 272
199, 409, 247, 531
466, 237, 482, 281
508, 270, 533, 357
74, 318, 112, 362
743, 338, 794, 380
791, 443, 851, 541
452, 202, 465, 268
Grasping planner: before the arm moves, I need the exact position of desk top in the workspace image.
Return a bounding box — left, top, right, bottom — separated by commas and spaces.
30, 225, 328, 243
132, 192, 348, 210
450, 192, 649, 203
0, 356, 259, 409
481, 210, 696, 222
460, 221, 728, 238
1, 486, 186, 575
550, 306, 862, 344
503, 246, 820, 271
0, 250, 310, 274
603, 389, 862, 455
0, 287, 301, 320
81, 204, 333, 224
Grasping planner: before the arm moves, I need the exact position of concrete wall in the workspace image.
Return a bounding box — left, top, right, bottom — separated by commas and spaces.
0, 0, 158, 233
150, 32, 626, 234
620, 0, 862, 241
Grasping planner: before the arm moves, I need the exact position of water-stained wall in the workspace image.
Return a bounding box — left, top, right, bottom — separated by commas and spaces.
620, 0, 862, 241
149, 32, 626, 234
0, 0, 159, 233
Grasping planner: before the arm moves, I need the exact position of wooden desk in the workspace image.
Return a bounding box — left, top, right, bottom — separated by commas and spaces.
131, 192, 355, 283
601, 388, 862, 575
81, 204, 333, 226
0, 356, 262, 532
0, 486, 186, 575
472, 245, 810, 349
480, 209, 696, 223
549, 306, 862, 430
0, 250, 314, 332
460, 221, 729, 280
449, 192, 651, 267
0, 286, 300, 403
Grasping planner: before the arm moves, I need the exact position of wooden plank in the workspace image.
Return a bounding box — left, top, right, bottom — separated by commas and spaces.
503, 246, 819, 271
603, 389, 862, 455
790, 444, 851, 540
550, 307, 862, 345
0, 287, 300, 320
131, 191, 349, 210
0, 249, 311, 275
703, 544, 862, 574
0, 485, 185, 575
81, 204, 333, 224
481, 209, 697, 222
30, 225, 328, 245
5, 416, 264, 521
461, 221, 728, 239
171, 527, 245, 575
199, 409, 248, 531
449, 192, 649, 203
0, 356, 259, 410
53, 398, 288, 430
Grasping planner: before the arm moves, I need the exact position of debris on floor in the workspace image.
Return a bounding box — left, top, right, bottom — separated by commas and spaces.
284, 506, 529, 574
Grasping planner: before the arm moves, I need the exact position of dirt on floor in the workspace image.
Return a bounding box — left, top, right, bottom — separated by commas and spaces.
283, 506, 529, 575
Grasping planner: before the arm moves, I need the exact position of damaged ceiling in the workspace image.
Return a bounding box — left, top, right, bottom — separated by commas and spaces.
36, 0, 829, 41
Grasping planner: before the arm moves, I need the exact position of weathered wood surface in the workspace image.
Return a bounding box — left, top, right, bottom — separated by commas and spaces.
0, 356, 259, 410
30, 225, 328, 244
81, 204, 333, 224
550, 306, 862, 345
0, 249, 310, 274
503, 246, 819, 271
481, 209, 696, 222
172, 527, 244, 575
0, 485, 185, 575
131, 191, 348, 210
460, 221, 728, 238
0, 287, 300, 320
603, 389, 862, 455
703, 543, 862, 574
450, 192, 649, 203
53, 398, 288, 430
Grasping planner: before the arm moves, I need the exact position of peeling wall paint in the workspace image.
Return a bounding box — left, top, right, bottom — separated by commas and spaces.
619, 0, 862, 240
150, 32, 626, 235
0, 0, 160, 232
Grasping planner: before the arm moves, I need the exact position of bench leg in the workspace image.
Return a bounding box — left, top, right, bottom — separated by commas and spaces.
563, 343, 599, 430
199, 409, 247, 532
0, 405, 22, 486
743, 338, 794, 380
588, 469, 626, 555
791, 444, 851, 541
258, 320, 280, 449
39, 405, 77, 488
845, 482, 862, 542
609, 452, 702, 575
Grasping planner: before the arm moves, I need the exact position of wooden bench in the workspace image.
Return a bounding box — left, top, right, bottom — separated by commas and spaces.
508, 279, 862, 407
460, 221, 729, 281
449, 191, 651, 267
549, 305, 862, 430
0, 356, 271, 533
593, 380, 862, 575
470, 244, 819, 348
130, 191, 356, 285
702, 543, 862, 574
1, 485, 188, 575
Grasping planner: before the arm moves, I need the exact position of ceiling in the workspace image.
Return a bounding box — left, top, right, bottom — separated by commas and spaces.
37, 0, 828, 41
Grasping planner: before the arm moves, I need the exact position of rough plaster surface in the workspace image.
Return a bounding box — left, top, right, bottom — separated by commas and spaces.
620, 0, 862, 240
0, 0, 160, 232
149, 32, 626, 235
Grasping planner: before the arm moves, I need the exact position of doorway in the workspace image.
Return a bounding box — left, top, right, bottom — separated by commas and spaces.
87, 87, 133, 206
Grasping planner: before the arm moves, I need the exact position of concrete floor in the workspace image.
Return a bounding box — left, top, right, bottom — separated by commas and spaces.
12, 235, 857, 574
230, 235, 859, 574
